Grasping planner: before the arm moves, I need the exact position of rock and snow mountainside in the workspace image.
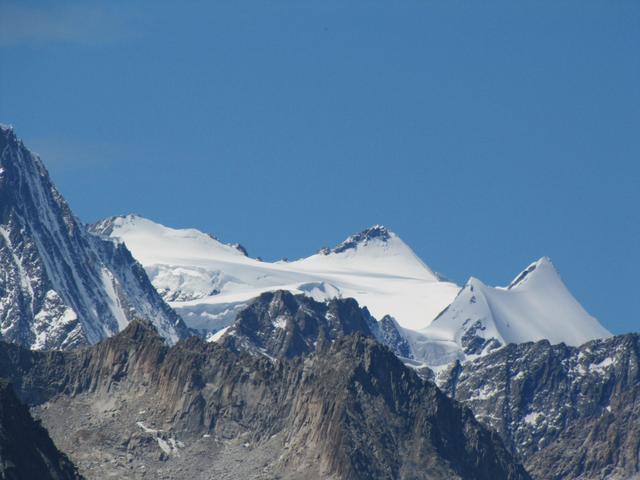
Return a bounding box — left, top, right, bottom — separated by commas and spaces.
414, 257, 612, 367
0, 125, 188, 349
438, 333, 640, 480
91, 215, 460, 334
0, 316, 530, 480
0, 123, 606, 363
93, 214, 611, 367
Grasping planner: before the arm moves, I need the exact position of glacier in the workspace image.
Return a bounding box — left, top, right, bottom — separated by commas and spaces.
93, 214, 612, 367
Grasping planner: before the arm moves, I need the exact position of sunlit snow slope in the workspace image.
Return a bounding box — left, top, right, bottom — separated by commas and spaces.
92, 216, 612, 367
92, 216, 460, 335
415, 257, 612, 366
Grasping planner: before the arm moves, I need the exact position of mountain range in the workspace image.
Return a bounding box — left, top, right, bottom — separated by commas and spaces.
91, 214, 611, 368
0, 123, 635, 480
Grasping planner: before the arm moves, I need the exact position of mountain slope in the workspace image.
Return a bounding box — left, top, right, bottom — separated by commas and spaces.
437, 333, 640, 479
415, 257, 611, 366
0, 125, 187, 349
91, 215, 460, 334
0, 380, 82, 480
0, 318, 530, 480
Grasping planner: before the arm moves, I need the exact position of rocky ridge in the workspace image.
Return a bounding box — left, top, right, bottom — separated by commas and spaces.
438, 333, 640, 479
219, 290, 412, 361
0, 306, 529, 479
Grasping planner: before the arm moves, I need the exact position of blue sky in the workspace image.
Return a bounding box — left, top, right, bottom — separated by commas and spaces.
1, 1, 638, 334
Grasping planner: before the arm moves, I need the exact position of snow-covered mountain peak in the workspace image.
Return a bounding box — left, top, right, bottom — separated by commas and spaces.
296, 226, 440, 284
97, 216, 460, 333
466, 276, 485, 290
0, 128, 187, 349
416, 257, 612, 366
91, 215, 249, 267
92, 212, 611, 370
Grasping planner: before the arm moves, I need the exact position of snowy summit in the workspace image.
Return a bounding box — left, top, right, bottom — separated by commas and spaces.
415, 257, 612, 366
93, 215, 611, 367
91, 216, 460, 335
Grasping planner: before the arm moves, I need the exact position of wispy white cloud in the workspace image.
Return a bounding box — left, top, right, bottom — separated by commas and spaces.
27, 136, 120, 170
0, 3, 139, 47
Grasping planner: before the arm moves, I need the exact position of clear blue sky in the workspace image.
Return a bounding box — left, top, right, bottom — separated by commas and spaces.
1, 1, 638, 334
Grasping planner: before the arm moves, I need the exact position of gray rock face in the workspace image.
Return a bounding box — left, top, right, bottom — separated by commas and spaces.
374, 314, 413, 359
328, 225, 392, 254
0, 125, 188, 349
0, 318, 529, 480
220, 290, 417, 363
438, 333, 640, 480
220, 290, 378, 359
0, 380, 82, 480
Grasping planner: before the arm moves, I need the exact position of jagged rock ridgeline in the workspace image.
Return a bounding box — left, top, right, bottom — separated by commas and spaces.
0, 318, 529, 480
0, 124, 613, 369
0, 125, 188, 349
437, 333, 640, 480
218, 290, 413, 361
0, 121, 630, 480
326, 224, 393, 254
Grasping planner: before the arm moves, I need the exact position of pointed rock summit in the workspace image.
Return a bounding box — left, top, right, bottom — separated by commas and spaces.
329, 225, 393, 254
300, 224, 442, 283
0, 126, 188, 349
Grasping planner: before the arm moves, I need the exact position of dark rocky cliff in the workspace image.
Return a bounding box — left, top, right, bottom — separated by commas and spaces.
0, 380, 82, 480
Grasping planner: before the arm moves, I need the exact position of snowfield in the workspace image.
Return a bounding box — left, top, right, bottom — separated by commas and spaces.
92, 216, 460, 333
93, 214, 611, 366
419, 257, 612, 365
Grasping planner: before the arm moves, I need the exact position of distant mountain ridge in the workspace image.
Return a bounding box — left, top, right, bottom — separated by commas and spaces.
91, 214, 461, 338
96, 214, 611, 367
0, 122, 634, 480
0, 124, 614, 366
